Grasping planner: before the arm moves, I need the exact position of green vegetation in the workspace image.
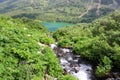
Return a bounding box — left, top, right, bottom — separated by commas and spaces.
53, 11, 120, 77
0, 16, 76, 80
42, 47, 63, 78
39, 36, 54, 45
0, 0, 120, 79
59, 74, 78, 80
0, 0, 120, 23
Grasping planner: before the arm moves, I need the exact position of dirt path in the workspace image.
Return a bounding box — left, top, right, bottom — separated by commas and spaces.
112, 0, 119, 8
78, 0, 93, 18
113, 0, 117, 5
96, 0, 101, 16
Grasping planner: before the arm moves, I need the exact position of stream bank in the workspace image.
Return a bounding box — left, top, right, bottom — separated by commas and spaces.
50, 44, 95, 80
50, 44, 120, 80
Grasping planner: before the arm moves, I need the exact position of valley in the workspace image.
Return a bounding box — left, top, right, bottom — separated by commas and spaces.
0, 0, 120, 80
0, 0, 120, 23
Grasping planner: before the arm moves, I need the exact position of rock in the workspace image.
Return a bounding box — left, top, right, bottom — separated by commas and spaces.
86, 69, 90, 71
50, 44, 57, 49
60, 58, 69, 65
67, 55, 73, 61
113, 72, 120, 78
45, 74, 57, 80
74, 55, 80, 58
106, 78, 115, 80
60, 48, 72, 53
73, 59, 79, 63
63, 69, 68, 75
54, 78, 57, 80
74, 67, 80, 73
51, 44, 94, 80
57, 53, 63, 57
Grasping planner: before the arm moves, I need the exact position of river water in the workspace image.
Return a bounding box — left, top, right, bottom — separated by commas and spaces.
50, 44, 120, 80
51, 44, 120, 80
50, 44, 95, 80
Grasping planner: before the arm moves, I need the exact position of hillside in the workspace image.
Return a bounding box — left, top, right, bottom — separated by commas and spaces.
0, 16, 78, 80
0, 3, 120, 80
53, 11, 120, 79
0, 0, 120, 23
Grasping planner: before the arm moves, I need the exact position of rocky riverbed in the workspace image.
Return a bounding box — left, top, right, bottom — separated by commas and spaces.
50, 44, 95, 80
50, 44, 120, 80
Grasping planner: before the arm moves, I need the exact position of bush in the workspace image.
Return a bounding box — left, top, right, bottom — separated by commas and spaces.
42, 47, 63, 77
59, 74, 78, 80
54, 11, 120, 77
0, 26, 46, 79
0, 16, 57, 80
39, 36, 55, 45
58, 39, 72, 48
96, 56, 112, 77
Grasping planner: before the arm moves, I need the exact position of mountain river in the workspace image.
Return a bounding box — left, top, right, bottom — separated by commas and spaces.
50, 44, 95, 80
50, 43, 120, 80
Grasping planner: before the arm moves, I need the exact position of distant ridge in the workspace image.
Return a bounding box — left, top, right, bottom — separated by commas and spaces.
0, 0, 120, 23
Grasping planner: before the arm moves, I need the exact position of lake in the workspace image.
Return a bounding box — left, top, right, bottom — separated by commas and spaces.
42, 22, 74, 31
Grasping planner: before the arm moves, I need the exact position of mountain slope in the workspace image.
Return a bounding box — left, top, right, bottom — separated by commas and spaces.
0, 0, 120, 23
0, 16, 78, 80
53, 11, 120, 79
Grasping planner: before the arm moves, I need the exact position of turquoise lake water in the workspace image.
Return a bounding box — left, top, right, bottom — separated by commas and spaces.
42, 22, 74, 31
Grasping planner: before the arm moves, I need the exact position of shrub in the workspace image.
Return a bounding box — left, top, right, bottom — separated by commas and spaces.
59, 74, 78, 80
96, 56, 112, 77
39, 36, 55, 45
42, 47, 63, 77
58, 39, 72, 48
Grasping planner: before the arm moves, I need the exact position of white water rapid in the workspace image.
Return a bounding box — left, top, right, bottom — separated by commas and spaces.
50, 44, 94, 80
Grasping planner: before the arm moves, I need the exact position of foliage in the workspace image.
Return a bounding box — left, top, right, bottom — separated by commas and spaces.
0, 0, 119, 23
0, 25, 45, 79
42, 47, 63, 77
53, 11, 120, 77
96, 56, 112, 77
59, 74, 78, 80
0, 16, 76, 80
58, 39, 72, 48
53, 25, 92, 47
39, 36, 54, 45
0, 16, 70, 80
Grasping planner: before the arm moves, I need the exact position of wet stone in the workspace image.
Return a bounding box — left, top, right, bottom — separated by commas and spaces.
50, 44, 94, 80
113, 73, 120, 78
106, 78, 115, 80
